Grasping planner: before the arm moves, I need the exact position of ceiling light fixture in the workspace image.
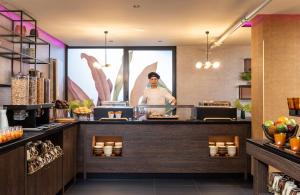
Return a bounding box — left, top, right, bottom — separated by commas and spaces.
93, 31, 111, 69
103, 31, 111, 68
195, 31, 220, 70
133, 4, 140, 8
210, 0, 272, 49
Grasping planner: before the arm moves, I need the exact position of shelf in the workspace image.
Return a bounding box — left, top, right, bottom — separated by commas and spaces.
0, 84, 11, 87
238, 85, 251, 100
209, 155, 240, 159
0, 34, 50, 45
27, 155, 63, 175
0, 25, 50, 45
0, 45, 50, 64
289, 109, 300, 117
0, 10, 36, 22
92, 155, 122, 158
26, 36, 50, 45
4, 103, 54, 110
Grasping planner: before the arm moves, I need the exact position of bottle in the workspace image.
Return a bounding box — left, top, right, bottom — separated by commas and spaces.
0, 107, 9, 131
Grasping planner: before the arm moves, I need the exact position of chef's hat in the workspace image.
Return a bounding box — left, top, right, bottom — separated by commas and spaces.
148, 72, 160, 79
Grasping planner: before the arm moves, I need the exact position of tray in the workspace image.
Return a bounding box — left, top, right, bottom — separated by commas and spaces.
99, 118, 128, 121
55, 118, 76, 123
267, 142, 286, 149
0, 135, 23, 145
147, 115, 179, 120
284, 147, 300, 155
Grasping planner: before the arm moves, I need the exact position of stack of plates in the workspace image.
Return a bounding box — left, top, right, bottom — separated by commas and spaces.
93, 145, 104, 156
218, 146, 228, 155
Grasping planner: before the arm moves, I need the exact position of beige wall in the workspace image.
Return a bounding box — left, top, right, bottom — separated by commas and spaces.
176, 45, 251, 106
251, 15, 300, 139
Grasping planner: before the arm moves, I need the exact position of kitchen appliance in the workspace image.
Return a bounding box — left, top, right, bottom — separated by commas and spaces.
4, 103, 54, 128
196, 101, 237, 121
94, 106, 133, 120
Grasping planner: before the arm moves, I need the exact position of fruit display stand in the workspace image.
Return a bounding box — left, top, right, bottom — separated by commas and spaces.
247, 139, 300, 195
262, 116, 298, 153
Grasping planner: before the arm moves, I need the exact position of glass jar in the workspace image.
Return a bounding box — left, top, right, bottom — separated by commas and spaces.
37, 72, 45, 104
44, 78, 51, 103
28, 69, 37, 104
11, 73, 29, 105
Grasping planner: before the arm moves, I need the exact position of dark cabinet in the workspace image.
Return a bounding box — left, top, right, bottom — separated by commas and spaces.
27, 157, 63, 195
0, 146, 25, 195
63, 125, 78, 185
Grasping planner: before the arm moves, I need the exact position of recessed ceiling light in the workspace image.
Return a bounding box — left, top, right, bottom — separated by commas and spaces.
133, 4, 140, 8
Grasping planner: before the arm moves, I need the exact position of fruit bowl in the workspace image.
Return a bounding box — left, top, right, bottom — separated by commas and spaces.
262, 124, 298, 142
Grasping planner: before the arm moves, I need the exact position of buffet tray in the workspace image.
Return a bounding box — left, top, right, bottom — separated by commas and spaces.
147, 115, 179, 120
99, 118, 128, 121
55, 118, 76, 123
265, 142, 300, 155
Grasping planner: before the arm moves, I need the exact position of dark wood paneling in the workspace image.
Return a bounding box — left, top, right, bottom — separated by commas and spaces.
63, 124, 78, 185
80, 123, 251, 174
0, 146, 25, 195
77, 124, 84, 172
253, 158, 268, 195
27, 157, 62, 195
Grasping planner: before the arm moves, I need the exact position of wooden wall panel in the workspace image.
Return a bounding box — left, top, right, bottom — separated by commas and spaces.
251, 15, 300, 139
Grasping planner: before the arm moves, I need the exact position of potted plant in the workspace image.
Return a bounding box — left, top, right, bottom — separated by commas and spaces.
234, 100, 251, 119
240, 72, 251, 84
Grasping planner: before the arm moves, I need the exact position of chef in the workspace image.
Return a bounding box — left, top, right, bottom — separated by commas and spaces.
141, 72, 176, 116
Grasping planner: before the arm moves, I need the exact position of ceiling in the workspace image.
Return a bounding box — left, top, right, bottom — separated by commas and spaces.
1, 0, 300, 46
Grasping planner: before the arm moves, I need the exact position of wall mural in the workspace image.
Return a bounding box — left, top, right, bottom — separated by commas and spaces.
67, 49, 173, 106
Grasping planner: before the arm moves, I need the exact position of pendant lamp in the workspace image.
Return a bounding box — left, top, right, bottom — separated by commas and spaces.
195, 31, 220, 70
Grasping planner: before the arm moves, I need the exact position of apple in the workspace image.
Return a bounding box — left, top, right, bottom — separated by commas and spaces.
285, 119, 292, 126
289, 119, 297, 127
276, 123, 288, 133
287, 125, 295, 132
264, 120, 274, 127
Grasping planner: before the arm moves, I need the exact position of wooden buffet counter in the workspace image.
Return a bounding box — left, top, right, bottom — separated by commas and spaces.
0, 123, 79, 195
0, 120, 250, 194
79, 120, 251, 179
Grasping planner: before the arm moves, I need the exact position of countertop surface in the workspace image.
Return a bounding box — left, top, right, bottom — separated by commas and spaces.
0, 122, 78, 154
80, 118, 251, 124
247, 139, 300, 164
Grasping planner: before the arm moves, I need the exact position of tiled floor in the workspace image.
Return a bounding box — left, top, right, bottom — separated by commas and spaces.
65, 175, 253, 195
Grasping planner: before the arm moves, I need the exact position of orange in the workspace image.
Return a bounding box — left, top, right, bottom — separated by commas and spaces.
277, 116, 289, 124
268, 125, 277, 135
290, 137, 300, 152
274, 133, 286, 146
